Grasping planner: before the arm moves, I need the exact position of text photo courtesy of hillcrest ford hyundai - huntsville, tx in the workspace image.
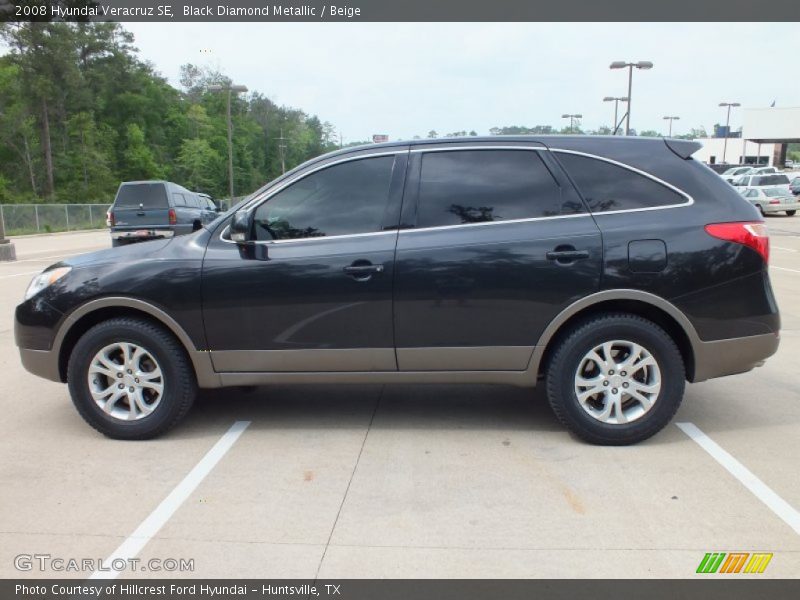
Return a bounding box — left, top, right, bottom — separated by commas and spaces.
1, 2, 799, 598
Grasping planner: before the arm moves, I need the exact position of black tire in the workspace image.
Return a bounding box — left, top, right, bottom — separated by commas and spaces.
545, 313, 685, 446
757, 205, 765, 216
111, 238, 126, 248
787, 210, 796, 216
67, 317, 196, 440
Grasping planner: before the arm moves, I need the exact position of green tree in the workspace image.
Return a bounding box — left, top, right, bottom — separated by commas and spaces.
121, 123, 164, 180
176, 138, 221, 192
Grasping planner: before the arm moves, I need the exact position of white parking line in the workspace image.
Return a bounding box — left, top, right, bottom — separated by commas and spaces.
677, 422, 800, 536
773, 246, 798, 253
771, 266, 800, 274
89, 420, 251, 579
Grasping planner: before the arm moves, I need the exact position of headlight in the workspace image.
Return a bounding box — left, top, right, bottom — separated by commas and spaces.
24, 267, 71, 301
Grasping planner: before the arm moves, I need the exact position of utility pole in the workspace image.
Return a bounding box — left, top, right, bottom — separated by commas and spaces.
208, 83, 248, 200
276, 128, 288, 174
718, 102, 741, 164
610, 61, 653, 135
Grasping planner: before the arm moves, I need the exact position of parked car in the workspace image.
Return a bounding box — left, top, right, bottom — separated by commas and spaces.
747, 166, 778, 175
106, 181, 218, 247
719, 166, 753, 183
731, 173, 791, 189
789, 177, 800, 196
738, 186, 799, 215
16, 137, 780, 445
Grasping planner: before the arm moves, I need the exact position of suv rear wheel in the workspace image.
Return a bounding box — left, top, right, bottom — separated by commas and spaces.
545, 313, 685, 445
67, 317, 196, 440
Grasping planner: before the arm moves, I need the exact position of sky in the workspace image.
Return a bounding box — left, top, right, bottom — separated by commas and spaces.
120, 22, 798, 143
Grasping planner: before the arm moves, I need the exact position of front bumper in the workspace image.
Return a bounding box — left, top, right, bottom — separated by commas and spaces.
19, 348, 61, 382
693, 332, 780, 382
110, 229, 175, 240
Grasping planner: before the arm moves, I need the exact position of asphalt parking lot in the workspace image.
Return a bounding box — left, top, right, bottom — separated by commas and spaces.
0, 221, 798, 579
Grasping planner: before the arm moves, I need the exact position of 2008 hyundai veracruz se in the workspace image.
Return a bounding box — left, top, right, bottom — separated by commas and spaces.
15, 136, 780, 445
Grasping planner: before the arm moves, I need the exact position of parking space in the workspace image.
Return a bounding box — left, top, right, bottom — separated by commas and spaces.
0, 223, 798, 579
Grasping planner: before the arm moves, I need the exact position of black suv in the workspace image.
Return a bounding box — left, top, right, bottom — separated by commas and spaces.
15, 137, 780, 444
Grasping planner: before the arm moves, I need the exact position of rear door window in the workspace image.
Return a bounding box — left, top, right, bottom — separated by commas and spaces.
415, 149, 564, 228
114, 183, 168, 209
556, 152, 687, 212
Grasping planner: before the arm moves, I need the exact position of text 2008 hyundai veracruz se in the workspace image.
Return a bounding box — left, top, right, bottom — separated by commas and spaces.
15, 136, 780, 445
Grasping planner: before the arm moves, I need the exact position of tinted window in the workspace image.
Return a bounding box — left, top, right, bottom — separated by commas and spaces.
416, 150, 562, 228
187, 194, 200, 208
114, 183, 168, 209
558, 153, 686, 212
253, 156, 394, 240
753, 175, 789, 186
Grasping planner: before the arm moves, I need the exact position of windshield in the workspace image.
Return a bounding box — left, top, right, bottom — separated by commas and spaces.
763, 188, 788, 198
114, 183, 168, 209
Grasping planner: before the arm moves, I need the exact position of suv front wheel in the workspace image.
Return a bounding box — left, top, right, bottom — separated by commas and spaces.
546, 313, 685, 445
67, 317, 196, 440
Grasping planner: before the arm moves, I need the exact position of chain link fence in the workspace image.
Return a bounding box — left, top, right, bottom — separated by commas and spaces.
0, 197, 249, 237
0, 204, 111, 236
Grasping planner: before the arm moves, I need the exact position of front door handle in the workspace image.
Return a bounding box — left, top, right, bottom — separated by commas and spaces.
344, 261, 384, 280
546, 247, 590, 264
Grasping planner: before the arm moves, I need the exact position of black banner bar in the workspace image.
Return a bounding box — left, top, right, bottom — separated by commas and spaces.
3, 0, 800, 22
3, 579, 800, 600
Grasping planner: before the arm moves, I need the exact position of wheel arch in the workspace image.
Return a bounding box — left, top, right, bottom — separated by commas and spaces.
531, 290, 700, 383
54, 297, 219, 387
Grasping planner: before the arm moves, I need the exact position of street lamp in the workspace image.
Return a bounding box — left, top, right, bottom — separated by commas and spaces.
561, 113, 583, 134
603, 96, 628, 135
208, 83, 249, 200
609, 61, 653, 135
718, 102, 741, 164
662, 115, 680, 137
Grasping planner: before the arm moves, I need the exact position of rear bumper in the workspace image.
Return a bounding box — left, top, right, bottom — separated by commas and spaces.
693, 332, 780, 382
760, 201, 800, 213
110, 229, 175, 240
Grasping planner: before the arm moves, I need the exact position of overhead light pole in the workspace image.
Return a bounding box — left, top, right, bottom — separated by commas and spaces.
603, 96, 628, 135
609, 61, 653, 135
718, 102, 741, 164
208, 83, 248, 200
662, 115, 680, 137
561, 113, 583, 134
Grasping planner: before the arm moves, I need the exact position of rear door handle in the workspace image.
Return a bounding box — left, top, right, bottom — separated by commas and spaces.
546, 249, 590, 263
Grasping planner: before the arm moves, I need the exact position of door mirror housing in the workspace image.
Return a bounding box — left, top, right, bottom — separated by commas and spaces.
230, 210, 252, 243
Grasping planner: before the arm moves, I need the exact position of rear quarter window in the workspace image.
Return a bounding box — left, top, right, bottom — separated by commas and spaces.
753, 175, 789, 186
114, 183, 168, 209
556, 152, 687, 212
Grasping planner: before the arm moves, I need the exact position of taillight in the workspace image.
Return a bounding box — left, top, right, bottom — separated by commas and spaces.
106, 210, 114, 227
705, 221, 769, 263
768, 200, 780, 205
168, 208, 177, 225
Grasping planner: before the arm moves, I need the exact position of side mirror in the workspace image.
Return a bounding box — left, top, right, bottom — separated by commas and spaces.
230, 210, 251, 243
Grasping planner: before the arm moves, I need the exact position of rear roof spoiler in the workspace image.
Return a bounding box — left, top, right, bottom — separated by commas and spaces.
664, 138, 701, 159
